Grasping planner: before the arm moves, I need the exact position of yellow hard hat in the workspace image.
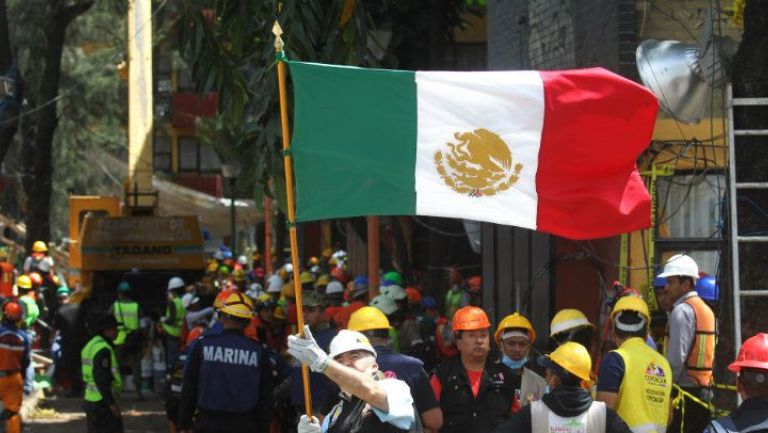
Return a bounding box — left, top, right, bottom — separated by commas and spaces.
32, 241, 48, 253
274, 305, 287, 320
316, 274, 331, 287
611, 296, 650, 326
322, 248, 333, 258
544, 341, 592, 382
232, 269, 247, 282
550, 308, 593, 337
281, 282, 296, 299
348, 306, 390, 332
16, 275, 33, 290
219, 292, 254, 319
206, 262, 219, 274
495, 312, 536, 344
308, 256, 320, 266
300, 271, 314, 284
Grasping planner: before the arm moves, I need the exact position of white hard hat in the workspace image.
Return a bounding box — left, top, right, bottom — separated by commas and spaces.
246, 283, 264, 301
182, 293, 200, 309
380, 284, 406, 301
328, 330, 377, 359
370, 294, 398, 315
283, 263, 294, 273
267, 274, 283, 293
657, 254, 699, 279
238, 255, 249, 265
168, 277, 186, 291
326, 281, 344, 295
37, 257, 53, 273
213, 251, 225, 261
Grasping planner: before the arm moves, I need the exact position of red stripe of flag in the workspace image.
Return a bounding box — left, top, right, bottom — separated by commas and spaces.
536, 68, 657, 240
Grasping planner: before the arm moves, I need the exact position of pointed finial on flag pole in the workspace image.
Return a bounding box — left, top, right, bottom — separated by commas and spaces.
272, 20, 284, 52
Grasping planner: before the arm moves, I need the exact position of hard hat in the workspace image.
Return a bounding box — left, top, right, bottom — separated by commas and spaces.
168, 277, 185, 291
328, 329, 377, 359
214, 289, 236, 309
267, 274, 283, 293
452, 306, 491, 332
348, 306, 390, 332
182, 293, 201, 309
326, 281, 344, 295
232, 269, 247, 283
255, 293, 276, 309
550, 309, 593, 337
281, 282, 296, 299
653, 276, 667, 288
283, 263, 294, 274
213, 250, 225, 261
467, 276, 482, 293
695, 275, 720, 302
322, 248, 333, 259
728, 333, 768, 373
219, 292, 254, 319
495, 312, 536, 344
308, 256, 320, 266
382, 271, 402, 286
610, 296, 650, 331
539, 341, 592, 382
16, 275, 32, 290
32, 240, 48, 253
117, 281, 132, 292
29, 272, 43, 286
316, 274, 331, 288
237, 255, 249, 265
370, 294, 398, 315
657, 254, 699, 279
380, 285, 406, 301
353, 276, 369, 298
37, 258, 52, 273
405, 287, 422, 303
300, 271, 315, 285
421, 296, 439, 310
254, 267, 265, 278
56, 286, 71, 297
206, 262, 219, 274
3, 301, 23, 321
302, 291, 327, 308
218, 265, 231, 276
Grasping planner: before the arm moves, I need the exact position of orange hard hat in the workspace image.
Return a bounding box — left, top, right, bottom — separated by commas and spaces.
452, 306, 490, 332
467, 276, 482, 293
3, 301, 23, 321
29, 272, 43, 286
405, 287, 422, 303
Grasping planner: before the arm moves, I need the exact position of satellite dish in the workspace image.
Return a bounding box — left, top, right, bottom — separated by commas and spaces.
636, 11, 737, 124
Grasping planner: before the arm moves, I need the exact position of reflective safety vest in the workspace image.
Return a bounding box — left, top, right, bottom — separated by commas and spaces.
81, 335, 122, 402
162, 296, 185, 338
113, 301, 139, 346
19, 295, 39, 328
683, 296, 715, 387
613, 337, 673, 433
531, 400, 606, 433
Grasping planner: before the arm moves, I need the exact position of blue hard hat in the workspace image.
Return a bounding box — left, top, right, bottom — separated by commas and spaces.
695, 275, 719, 301
653, 276, 667, 288
421, 296, 438, 310
117, 281, 132, 292
354, 276, 369, 286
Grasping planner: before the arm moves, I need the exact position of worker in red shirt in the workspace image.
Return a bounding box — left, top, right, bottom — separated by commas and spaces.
430, 306, 518, 433
0, 249, 15, 298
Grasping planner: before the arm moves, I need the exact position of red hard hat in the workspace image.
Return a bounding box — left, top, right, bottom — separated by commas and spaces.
29, 272, 43, 286
3, 301, 23, 321
467, 276, 482, 293
729, 333, 768, 372
405, 287, 422, 303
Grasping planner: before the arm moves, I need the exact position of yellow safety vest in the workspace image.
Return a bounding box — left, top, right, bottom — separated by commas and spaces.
162, 296, 185, 338
613, 337, 673, 433
113, 300, 139, 346
81, 335, 122, 402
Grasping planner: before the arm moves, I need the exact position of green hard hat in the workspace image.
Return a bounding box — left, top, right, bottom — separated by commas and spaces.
383, 271, 403, 286
117, 281, 132, 292
56, 286, 71, 296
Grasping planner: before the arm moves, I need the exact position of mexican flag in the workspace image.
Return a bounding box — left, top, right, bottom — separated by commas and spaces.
288, 61, 657, 240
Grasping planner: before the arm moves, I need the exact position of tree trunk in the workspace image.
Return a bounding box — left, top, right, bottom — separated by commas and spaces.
0, 0, 20, 165
22, 1, 93, 250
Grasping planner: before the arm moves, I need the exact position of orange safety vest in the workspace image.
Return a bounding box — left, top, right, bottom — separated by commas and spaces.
683, 295, 715, 387
0, 262, 14, 298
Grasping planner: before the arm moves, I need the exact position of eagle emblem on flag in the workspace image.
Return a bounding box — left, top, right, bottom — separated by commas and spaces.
434, 128, 523, 197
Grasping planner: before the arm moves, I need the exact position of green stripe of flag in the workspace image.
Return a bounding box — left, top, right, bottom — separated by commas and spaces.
289, 61, 417, 222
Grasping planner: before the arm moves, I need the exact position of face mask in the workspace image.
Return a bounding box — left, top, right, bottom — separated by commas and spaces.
502, 355, 527, 370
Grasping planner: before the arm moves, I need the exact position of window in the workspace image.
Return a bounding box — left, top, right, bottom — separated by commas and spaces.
154, 133, 172, 172
177, 136, 221, 173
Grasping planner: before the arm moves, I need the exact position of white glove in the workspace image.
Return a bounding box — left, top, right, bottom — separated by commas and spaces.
287, 325, 330, 373
298, 415, 322, 433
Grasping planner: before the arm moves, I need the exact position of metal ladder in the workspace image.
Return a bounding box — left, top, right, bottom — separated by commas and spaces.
727, 85, 768, 353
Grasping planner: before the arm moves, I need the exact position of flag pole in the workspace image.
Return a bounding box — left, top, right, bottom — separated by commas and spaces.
273, 20, 313, 418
